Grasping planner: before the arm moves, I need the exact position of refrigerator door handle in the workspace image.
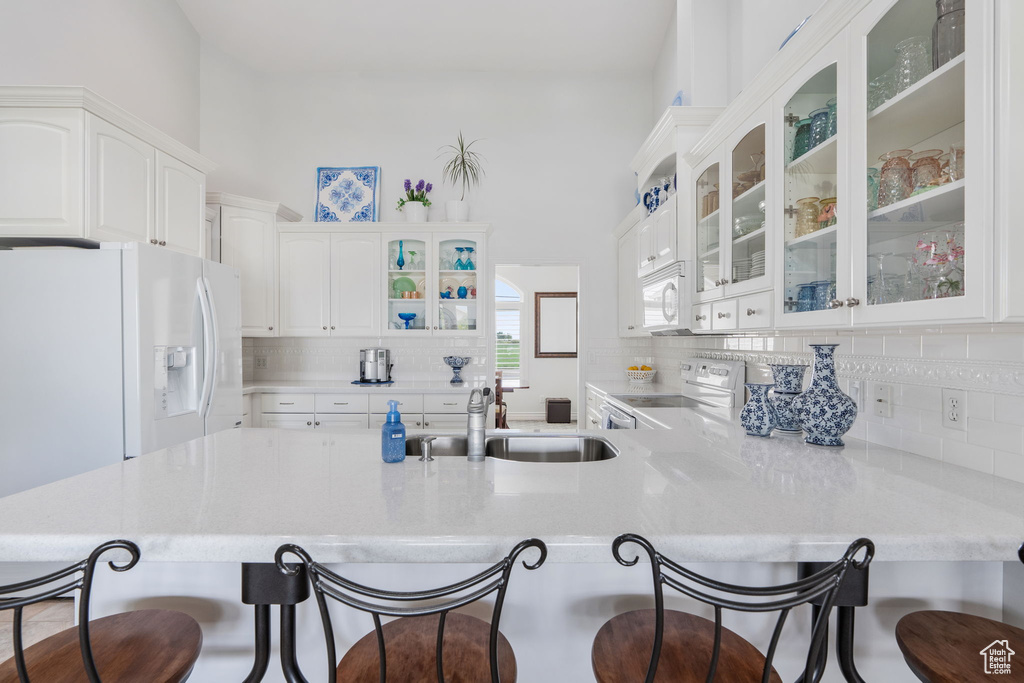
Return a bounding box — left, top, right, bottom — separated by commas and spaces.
197, 278, 215, 420
202, 276, 220, 420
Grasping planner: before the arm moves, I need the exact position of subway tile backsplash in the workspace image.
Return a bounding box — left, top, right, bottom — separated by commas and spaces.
636, 326, 1024, 484
244, 337, 487, 383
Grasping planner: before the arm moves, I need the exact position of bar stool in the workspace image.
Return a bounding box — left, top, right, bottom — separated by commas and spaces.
894, 543, 1024, 682
591, 534, 874, 683
0, 540, 202, 682
275, 538, 546, 682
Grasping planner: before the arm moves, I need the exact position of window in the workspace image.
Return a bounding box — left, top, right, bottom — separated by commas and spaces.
495, 277, 526, 388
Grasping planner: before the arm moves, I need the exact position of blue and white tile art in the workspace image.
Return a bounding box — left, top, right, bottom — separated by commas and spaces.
315, 166, 380, 222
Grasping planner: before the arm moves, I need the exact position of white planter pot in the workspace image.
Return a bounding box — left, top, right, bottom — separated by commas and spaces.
445, 200, 470, 222
403, 201, 427, 222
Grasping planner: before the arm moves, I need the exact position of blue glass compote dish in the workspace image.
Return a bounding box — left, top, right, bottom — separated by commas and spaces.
443, 356, 471, 384
398, 312, 417, 329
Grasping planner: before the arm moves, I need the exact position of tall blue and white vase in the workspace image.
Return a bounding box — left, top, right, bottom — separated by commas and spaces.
740, 383, 778, 437
768, 363, 809, 434
791, 344, 857, 446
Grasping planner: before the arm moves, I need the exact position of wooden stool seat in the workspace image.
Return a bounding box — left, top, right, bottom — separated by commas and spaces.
337, 613, 516, 682
896, 610, 1024, 682
0, 609, 202, 683
592, 609, 782, 683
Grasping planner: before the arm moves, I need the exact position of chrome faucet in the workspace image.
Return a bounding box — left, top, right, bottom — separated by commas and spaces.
467, 388, 493, 462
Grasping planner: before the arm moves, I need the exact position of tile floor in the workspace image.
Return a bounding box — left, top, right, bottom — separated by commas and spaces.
0, 598, 74, 663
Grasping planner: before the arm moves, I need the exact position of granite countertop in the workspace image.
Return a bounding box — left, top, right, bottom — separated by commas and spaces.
1, 409, 1022, 565
243, 379, 488, 395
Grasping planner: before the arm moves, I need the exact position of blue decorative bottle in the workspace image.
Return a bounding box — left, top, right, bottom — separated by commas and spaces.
381, 400, 406, 462
396, 241, 405, 270
792, 344, 857, 447
740, 383, 777, 437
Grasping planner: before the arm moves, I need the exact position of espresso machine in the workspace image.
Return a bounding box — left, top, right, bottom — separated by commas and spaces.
359, 348, 392, 383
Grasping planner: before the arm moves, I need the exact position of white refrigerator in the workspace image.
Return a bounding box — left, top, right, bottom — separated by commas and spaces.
0, 242, 242, 498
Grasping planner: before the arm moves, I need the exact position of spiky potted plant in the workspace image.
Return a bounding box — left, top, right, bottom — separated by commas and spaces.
438, 132, 484, 222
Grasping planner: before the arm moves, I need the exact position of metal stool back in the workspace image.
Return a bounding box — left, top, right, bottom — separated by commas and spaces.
275, 538, 547, 683
0, 539, 140, 683
610, 533, 874, 683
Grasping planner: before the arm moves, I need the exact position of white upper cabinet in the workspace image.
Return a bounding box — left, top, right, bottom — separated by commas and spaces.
331, 233, 380, 336
0, 87, 214, 255
89, 115, 154, 245
636, 197, 677, 277
693, 152, 723, 300
0, 108, 83, 237
155, 152, 205, 257
279, 233, 332, 337
618, 224, 645, 337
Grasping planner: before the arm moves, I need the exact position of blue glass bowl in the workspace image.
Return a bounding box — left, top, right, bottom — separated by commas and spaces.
397, 312, 417, 329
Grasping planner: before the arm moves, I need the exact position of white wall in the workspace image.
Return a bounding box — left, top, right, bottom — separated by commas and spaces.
652, 10, 680, 119
0, 0, 201, 147
725, 0, 826, 102
496, 265, 579, 419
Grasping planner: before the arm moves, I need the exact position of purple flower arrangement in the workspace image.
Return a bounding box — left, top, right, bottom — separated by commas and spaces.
397, 178, 433, 210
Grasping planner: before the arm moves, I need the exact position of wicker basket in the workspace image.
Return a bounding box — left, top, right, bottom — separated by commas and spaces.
625, 369, 656, 384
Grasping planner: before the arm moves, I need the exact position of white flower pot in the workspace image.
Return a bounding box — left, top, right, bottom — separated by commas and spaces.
445, 200, 469, 222
403, 201, 427, 222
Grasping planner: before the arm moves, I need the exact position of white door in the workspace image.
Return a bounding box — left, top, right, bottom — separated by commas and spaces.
219, 206, 277, 336
279, 232, 331, 336
88, 115, 154, 245
636, 220, 654, 276
122, 243, 206, 458
156, 151, 205, 257
203, 259, 243, 434
330, 233, 380, 335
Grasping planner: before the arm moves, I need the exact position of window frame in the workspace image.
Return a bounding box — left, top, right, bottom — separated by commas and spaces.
495, 276, 528, 388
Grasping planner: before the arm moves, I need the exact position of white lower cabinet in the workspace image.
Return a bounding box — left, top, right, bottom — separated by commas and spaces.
585, 407, 602, 430
370, 414, 424, 429
711, 299, 738, 331
315, 414, 369, 432
262, 414, 315, 430
423, 413, 466, 430
241, 394, 252, 428
692, 303, 713, 332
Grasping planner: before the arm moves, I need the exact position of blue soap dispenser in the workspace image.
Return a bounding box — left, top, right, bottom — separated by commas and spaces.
381, 400, 406, 463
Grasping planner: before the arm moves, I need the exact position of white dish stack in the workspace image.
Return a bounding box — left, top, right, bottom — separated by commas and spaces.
751, 250, 765, 278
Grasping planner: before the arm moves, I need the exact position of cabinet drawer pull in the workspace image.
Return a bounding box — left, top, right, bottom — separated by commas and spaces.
442, 402, 458, 406
333, 402, 349, 406
746, 308, 757, 316
717, 312, 730, 319
279, 402, 295, 405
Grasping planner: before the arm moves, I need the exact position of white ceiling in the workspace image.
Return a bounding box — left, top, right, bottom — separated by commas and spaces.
175, 0, 675, 74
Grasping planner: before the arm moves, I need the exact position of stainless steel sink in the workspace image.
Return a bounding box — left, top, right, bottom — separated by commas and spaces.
406, 436, 468, 458
405, 434, 618, 462
485, 435, 618, 463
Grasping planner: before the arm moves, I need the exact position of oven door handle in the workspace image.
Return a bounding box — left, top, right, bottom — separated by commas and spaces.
606, 411, 634, 429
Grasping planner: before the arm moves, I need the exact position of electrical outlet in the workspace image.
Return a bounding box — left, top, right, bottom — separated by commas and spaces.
873, 383, 894, 418
255, 356, 267, 369
942, 388, 967, 430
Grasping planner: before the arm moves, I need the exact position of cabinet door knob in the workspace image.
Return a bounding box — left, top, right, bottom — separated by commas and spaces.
424, 422, 429, 427
149, 239, 158, 245
306, 421, 312, 426
159, 241, 166, 246
846, 297, 861, 307
591, 418, 598, 425
433, 326, 438, 330
322, 326, 327, 330
746, 308, 757, 316
828, 299, 845, 309
315, 421, 320, 426
330, 326, 335, 330
268, 326, 274, 330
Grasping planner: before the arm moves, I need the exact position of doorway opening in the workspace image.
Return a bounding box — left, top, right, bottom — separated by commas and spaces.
493, 265, 580, 431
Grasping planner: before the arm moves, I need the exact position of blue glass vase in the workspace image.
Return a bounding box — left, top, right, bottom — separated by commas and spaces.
792, 344, 857, 446
396, 240, 405, 270
740, 383, 777, 437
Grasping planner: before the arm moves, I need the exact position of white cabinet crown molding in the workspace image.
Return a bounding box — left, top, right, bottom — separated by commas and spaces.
0, 86, 215, 174
279, 221, 491, 234
683, 0, 872, 166
206, 192, 302, 222
631, 106, 725, 190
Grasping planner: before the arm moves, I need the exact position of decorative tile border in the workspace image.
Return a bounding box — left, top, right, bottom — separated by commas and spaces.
687, 350, 1024, 397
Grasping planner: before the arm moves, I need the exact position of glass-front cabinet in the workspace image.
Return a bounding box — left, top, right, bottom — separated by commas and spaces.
383, 230, 482, 336
774, 36, 848, 328
849, 0, 987, 324
726, 111, 770, 295
694, 158, 721, 296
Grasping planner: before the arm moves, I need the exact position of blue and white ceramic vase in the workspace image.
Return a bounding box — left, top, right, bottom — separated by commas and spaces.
791, 344, 857, 447
740, 383, 777, 437
768, 364, 808, 434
